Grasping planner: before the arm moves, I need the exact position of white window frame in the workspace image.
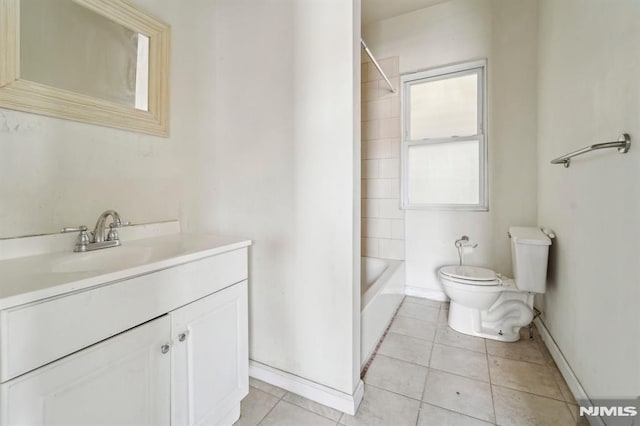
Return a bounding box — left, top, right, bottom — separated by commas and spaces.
401, 60, 488, 211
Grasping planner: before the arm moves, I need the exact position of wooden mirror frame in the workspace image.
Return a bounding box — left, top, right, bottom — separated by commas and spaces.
0, 0, 170, 136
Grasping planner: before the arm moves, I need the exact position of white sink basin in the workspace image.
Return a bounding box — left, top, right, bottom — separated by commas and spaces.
51, 246, 153, 273
0, 227, 251, 311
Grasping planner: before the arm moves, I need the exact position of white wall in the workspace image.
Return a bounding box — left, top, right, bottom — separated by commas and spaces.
363, 0, 538, 299
537, 0, 640, 398
0, 0, 223, 238
181, 0, 361, 395
2, 0, 361, 399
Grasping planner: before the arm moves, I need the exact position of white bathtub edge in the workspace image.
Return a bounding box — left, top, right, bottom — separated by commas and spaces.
361, 257, 403, 308
361, 260, 405, 369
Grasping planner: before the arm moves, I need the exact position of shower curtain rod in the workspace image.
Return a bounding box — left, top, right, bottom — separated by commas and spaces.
360, 39, 396, 94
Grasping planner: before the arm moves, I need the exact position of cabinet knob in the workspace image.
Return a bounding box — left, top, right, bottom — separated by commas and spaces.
161, 344, 170, 354
178, 332, 188, 342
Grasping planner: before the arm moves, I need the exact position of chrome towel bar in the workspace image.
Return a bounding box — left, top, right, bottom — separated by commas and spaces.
550, 133, 631, 168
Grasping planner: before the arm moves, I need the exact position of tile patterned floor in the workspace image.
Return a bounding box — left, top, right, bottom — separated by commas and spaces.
235, 297, 586, 426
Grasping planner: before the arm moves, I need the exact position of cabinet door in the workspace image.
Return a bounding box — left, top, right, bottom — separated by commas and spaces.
171, 281, 249, 426
0, 316, 171, 426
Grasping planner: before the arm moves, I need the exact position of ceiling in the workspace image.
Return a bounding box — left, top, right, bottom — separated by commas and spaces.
361, 0, 450, 26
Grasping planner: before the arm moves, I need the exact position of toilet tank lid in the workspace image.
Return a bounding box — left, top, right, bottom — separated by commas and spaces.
509, 226, 552, 246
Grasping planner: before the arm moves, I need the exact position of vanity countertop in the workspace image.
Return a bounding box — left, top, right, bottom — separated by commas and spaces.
0, 231, 251, 310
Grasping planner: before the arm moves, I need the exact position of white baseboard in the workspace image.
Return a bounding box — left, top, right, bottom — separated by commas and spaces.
249, 360, 364, 415
534, 318, 604, 426
405, 285, 448, 301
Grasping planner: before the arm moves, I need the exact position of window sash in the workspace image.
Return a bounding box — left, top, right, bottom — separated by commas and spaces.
401, 60, 488, 211
402, 136, 487, 210
404, 68, 483, 141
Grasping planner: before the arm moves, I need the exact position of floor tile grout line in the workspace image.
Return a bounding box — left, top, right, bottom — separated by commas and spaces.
388, 336, 499, 426
384, 328, 437, 344
420, 401, 498, 425
544, 352, 575, 404
371, 351, 493, 385
434, 336, 551, 363
388, 328, 438, 343
485, 337, 498, 425
408, 297, 442, 306
484, 333, 549, 365
427, 363, 492, 384
564, 401, 579, 424
377, 321, 435, 366
375, 350, 431, 368
250, 382, 348, 424
434, 325, 487, 353
429, 341, 491, 383
487, 355, 568, 401
281, 393, 344, 423
415, 305, 442, 426
255, 385, 287, 426
490, 383, 577, 404
402, 300, 444, 309
432, 339, 488, 355
395, 312, 440, 324
485, 351, 547, 366
551, 372, 578, 404
366, 382, 424, 403
373, 304, 497, 425
357, 299, 435, 425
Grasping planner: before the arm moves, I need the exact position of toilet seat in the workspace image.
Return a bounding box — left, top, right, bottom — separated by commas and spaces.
439, 266, 502, 286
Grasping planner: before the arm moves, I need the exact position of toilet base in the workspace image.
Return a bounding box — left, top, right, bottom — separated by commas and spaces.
448, 293, 534, 342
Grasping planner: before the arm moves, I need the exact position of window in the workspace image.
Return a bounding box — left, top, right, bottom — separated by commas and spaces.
401, 60, 487, 210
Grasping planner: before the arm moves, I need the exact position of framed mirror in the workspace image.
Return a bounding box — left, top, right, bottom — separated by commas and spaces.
0, 0, 170, 136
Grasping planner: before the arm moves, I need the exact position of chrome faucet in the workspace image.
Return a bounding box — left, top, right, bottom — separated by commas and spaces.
93, 210, 123, 243
62, 210, 130, 252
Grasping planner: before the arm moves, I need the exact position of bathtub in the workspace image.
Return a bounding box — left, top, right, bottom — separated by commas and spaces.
361, 257, 405, 368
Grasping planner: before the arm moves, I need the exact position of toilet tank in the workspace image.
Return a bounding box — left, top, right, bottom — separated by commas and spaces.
509, 226, 552, 293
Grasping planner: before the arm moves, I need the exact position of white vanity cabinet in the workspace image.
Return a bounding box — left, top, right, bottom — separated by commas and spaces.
0, 315, 172, 425
0, 236, 251, 426
171, 281, 248, 426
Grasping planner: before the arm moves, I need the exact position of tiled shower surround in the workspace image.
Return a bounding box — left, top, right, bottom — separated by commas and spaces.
361, 56, 404, 260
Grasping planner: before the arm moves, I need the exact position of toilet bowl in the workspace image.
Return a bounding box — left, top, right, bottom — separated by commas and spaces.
438, 227, 553, 342
439, 266, 534, 341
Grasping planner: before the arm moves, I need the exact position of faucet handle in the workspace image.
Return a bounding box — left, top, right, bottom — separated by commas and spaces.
106, 221, 131, 241
61, 225, 88, 233
61, 226, 91, 252
110, 221, 131, 228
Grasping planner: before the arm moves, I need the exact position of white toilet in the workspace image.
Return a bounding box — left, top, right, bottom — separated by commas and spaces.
438, 226, 554, 342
